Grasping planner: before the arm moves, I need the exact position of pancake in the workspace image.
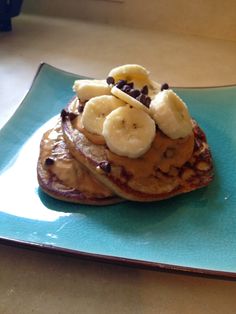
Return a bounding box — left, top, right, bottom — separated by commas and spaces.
37, 63, 214, 204
61, 99, 214, 202
37, 118, 123, 205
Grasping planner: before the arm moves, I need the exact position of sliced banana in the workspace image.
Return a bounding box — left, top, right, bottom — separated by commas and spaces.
81, 95, 125, 135
111, 86, 150, 114
108, 64, 151, 89
150, 89, 193, 139
108, 64, 149, 82
109, 64, 161, 100
73, 79, 111, 102
103, 105, 156, 158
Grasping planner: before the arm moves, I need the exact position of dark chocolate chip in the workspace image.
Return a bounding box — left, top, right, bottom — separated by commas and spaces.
45, 157, 54, 166
69, 112, 78, 121
136, 94, 146, 105
161, 83, 169, 91
106, 76, 115, 85
127, 82, 134, 88
145, 96, 151, 107
141, 85, 148, 95
122, 84, 132, 93
78, 104, 84, 113
116, 80, 127, 89
129, 89, 141, 98
60, 109, 68, 121
99, 161, 111, 173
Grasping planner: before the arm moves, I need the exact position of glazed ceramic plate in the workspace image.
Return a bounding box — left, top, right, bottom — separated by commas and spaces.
1, 63, 236, 279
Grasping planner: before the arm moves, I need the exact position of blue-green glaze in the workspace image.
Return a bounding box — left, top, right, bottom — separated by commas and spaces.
1, 63, 236, 274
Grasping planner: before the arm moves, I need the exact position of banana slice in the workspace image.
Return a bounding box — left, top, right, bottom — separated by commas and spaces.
109, 64, 161, 101
103, 105, 156, 158
73, 79, 111, 102
111, 86, 150, 114
81, 95, 125, 135
150, 89, 193, 139
108, 64, 150, 83
108, 64, 153, 91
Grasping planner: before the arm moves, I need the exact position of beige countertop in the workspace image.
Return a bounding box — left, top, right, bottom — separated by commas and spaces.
1, 14, 236, 313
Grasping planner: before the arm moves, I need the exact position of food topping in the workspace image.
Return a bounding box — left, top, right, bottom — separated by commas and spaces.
149, 89, 193, 140
78, 103, 84, 113
98, 161, 111, 173
81, 95, 125, 135
44, 157, 54, 166
102, 105, 156, 159
73, 79, 111, 102
141, 85, 148, 95
160, 83, 169, 91
41, 122, 114, 197
72, 64, 193, 159
68, 112, 78, 121
60, 109, 78, 122
108, 64, 150, 86
60, 109, 68, 122
106, 76, 115, 85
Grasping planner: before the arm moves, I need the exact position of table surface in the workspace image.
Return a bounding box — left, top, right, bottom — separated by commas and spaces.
1, 14, 236, 314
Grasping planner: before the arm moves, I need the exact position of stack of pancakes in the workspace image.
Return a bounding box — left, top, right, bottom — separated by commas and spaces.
37, 65, 214, 205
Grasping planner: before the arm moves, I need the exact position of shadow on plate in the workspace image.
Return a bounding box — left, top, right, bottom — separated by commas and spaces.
37, 177, 222, 236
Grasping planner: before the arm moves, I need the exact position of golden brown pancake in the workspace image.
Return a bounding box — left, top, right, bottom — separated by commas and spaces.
37, 118, 123, 205
61, 99, 214, 202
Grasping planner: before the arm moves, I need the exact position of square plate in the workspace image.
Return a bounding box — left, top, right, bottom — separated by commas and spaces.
1, 63, 236, 279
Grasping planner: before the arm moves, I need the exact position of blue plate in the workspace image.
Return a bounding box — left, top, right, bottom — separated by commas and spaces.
1, 63, 236, 279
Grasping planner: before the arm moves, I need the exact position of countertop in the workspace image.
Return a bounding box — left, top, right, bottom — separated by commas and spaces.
1, 14, 236, 313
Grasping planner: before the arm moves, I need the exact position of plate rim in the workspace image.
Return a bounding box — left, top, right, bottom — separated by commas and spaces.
1, 236, 236, 281
1, 62, 236, 281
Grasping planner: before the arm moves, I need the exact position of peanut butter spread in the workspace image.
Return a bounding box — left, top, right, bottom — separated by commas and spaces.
71, 112, 195, 195
41, 120, 114, 198
106, 130, 194, 175
106, 130, 194, 194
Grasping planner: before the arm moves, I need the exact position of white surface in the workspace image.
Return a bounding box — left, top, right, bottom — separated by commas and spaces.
22, 0, 236, 41
1, 14, 236, 314
1, 244, 236, 314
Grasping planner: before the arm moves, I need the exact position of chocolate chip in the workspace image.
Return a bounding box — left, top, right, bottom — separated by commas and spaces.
136, 94, 146, 105
141, 85, 148, 95
106, 76, 115, 85
145, 96, 151, 107
45, 157, 54, 166
99, 161, 111, 173
60, 109, 68, 121
116, 80, 127, 89
161, 83, 169, 91
127, 82, 134, 88
78, 104, 84, 113
122, 84, 132, 93
129, 89, 140, 98
69, 112, 78, 121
